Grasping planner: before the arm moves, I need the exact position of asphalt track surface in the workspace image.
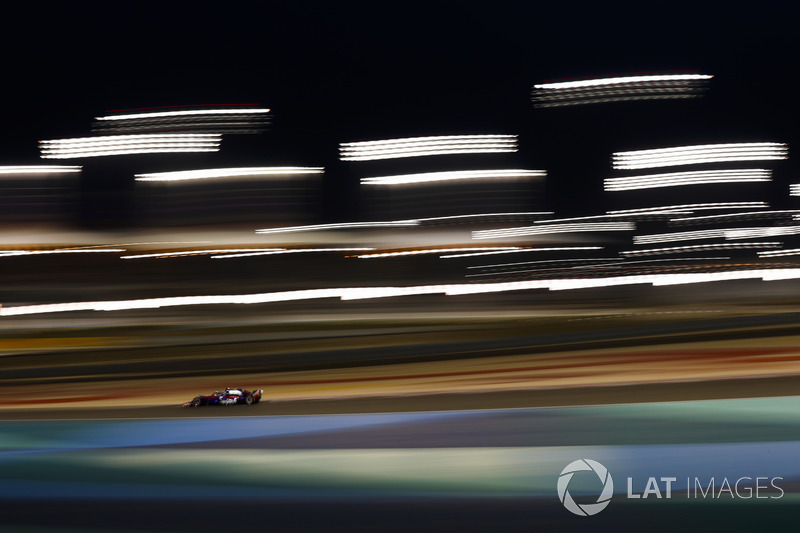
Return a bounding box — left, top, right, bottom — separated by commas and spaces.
3, 305, 800, 415
4, 307, 800, 384
2, 307, 800, 532
6, 309, 800, 384
1, 400, 798, 532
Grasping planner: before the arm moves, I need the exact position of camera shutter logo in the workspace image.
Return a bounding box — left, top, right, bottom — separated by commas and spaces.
557, 459, 614, 516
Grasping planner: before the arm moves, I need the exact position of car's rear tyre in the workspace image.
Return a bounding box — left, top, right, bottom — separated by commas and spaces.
191, 397, 202, 408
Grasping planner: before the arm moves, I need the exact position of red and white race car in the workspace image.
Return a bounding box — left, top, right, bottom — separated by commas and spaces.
183, 387, 263, 407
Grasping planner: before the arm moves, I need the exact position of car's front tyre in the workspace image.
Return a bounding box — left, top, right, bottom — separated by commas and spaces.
191, 397, 202, 407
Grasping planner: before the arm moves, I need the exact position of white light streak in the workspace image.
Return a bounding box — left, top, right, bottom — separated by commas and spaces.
254, 213, 554, 235
467, 256, 617, 270
621, 243, 781, 257
612, 142, 788, 170
39, 134, 221, 159
534, 74, 713, 90
448, 269, 800, 295
634, 229, 726, 244
535, 94, 700, 108
761, 269, 800, 281
634, 226, 800, 244
466, 262, 621, 278
533, 215, 616, 224
647, 270, 789, 286
0, 248, 125, 257
135, 167, 324, 182
669, 210, 800, 224
0, 165, 81, 175
758, 248, 800, 258
340, 135, 518, 161
617, 257, 732, 265
532, 74, 713, 108
121, 249, 285, 259
93, 107, 271, 134
95, 108, 271, 121
441, 246, 603, 259
605, 169, 771, 191
7, 267, 800, 316
473, 222, 634, 240
790, 184, 800, 196
608, 202, 769, 216
255, 220, 420, 234
354, 247, 520, 259
0, 289, 348, 316
211, 248, 374, 259
415, 212, 553, 223
724, 227, 800, 240
362, 169, 546, 186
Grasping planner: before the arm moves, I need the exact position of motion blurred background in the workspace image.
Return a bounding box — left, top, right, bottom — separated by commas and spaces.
1, 2, 799, 532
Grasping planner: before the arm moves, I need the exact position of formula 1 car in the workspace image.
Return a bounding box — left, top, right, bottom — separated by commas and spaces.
183, 387, 263, 407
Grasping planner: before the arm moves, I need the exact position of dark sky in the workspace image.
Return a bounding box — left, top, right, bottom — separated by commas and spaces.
2, 1, 799, 223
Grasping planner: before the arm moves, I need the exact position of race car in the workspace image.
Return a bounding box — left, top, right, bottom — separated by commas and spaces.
183, 387, 263, 407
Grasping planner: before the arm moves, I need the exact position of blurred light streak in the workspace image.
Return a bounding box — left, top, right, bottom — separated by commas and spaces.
631, 227, 800, 244
339, 285, 454, 300
534, 214, 619, 223
535, 94, 700, 107
612, 142, 788, 170
619, 256, 731, 265
93, 107, 271, 134
535, 213, 718, 223
534, 74, 713, 90
211, 248, 374, 258
8, 268, 800, 316
120, 249, 285, 259
255, 221, 420, 234
608, 202, 769, 216
604, 169, 771, 191
96, 108, 271, 122
339, 134, 518, 161
361, 169, 545, 186
449, 268, 800, 295
724, 226, 800, 240
354, 247, 520, 259
0, 165, 81, 175
790, 184, 800, 196
467, 256, 619, 270
135, 167, 324, 181
0, 248, 125, 257
532, 73, 712, 107
415, 212, 553, 223
473, 222, 634, 240
97, 241, 212, 247
254, 214, 552, 235
621, 242, 782, 256
758, 248, 800, 258
39, 134, 221, 159
633, 229, 723, 244
466, 258, 623, 277
648, 270, 793, 286
669, 210, 800, 225
761, 269, 800, 280
445, 280, 552, 295
466, 266, 621, 278
441, 246, 603, 259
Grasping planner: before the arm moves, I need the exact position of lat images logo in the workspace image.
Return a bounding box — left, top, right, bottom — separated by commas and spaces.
557, 459, 614, 516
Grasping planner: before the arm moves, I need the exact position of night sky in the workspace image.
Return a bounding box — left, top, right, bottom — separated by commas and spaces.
2, 2, 798, 224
